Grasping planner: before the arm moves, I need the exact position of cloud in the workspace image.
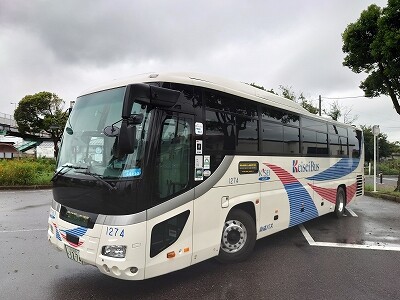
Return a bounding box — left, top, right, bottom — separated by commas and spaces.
0, 0, 397, 140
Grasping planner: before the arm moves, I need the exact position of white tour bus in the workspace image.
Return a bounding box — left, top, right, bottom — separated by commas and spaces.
48, 72, 364, 280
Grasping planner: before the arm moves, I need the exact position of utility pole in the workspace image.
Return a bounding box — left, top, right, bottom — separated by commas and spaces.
372, 125, 380, 192
318, 95, 321, 116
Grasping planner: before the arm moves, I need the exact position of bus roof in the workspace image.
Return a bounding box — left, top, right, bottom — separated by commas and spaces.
80, 72, 359, 129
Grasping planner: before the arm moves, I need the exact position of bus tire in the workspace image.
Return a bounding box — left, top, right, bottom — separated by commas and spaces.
334, 187, 346, 218
217, 209, 256, 263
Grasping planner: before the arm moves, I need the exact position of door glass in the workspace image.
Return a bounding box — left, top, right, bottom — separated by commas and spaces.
157, 115, 191, 201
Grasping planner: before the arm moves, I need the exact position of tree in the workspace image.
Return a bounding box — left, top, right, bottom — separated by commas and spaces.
249, 82, 319, 115
360, 125, 392, 162
14, 91, 68, 159
323, 100, 358, 124
279, 85, 319, 114
342, 1, 400, 115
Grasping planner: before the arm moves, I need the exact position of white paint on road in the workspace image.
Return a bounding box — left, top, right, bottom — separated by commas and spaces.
345, 207, 358, 217
299, 224, 400, 252
0, 228, 47, 234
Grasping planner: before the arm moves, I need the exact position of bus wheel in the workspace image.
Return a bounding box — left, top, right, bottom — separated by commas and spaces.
334, 187, 346, 218
217, 209, 256, 263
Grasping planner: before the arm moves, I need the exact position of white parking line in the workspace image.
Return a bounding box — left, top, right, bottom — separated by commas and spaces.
345, 207, 358, 217
299, 224, 400, 252
0, 228, 47, 234
383, 178, 398, 181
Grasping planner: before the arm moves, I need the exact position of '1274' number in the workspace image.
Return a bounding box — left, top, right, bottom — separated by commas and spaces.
106, 227, 125, 238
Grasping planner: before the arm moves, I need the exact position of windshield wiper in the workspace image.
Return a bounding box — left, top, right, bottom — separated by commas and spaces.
74, 171, 116, 191
51, 164, 89, 182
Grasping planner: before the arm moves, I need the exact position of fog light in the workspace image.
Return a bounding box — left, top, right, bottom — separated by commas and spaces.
130, 267, 138, 274
102, 245, 127, 258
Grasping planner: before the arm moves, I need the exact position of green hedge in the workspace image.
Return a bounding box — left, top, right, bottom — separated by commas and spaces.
0, 158, 56, 186
365, 159, 400, 176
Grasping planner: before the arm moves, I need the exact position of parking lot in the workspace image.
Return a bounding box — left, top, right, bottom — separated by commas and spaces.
0, 189, 399, 300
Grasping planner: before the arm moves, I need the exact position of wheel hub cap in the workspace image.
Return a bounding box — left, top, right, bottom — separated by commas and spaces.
221, 220, 247, 253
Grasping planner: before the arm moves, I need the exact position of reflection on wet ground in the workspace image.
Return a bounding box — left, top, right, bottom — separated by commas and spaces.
304, 196, 400, 248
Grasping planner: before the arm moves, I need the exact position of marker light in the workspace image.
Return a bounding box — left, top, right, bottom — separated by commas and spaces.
102, 245, 127, 258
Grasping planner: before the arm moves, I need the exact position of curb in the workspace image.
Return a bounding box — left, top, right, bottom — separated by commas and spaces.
365, 191, 400, 203
0, 185, 52, 190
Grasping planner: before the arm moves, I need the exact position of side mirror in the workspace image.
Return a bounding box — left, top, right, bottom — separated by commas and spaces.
117, 120, 136, 154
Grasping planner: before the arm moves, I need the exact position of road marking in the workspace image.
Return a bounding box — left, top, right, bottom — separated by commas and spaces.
345, 207, 358, 217
299, 224, 400, 252
383, 178, 398, 182
0, 228, 47, 234
0, 190, 51, 194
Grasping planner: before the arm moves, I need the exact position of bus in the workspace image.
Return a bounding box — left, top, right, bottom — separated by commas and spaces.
48, 72, 364, 280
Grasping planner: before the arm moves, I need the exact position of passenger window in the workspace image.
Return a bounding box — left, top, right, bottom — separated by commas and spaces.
236, 117, 259, 152
262, 122, 283, 153
329, 124, 347, 136
330, 134, 348, 157
302, 118, 327, 132
302, 129, 317, 155
262, 106, 299, 126
156, 115, 191, 200
205, 110, 235, 151
284, 126, 300, 154
205, 91, 257, 118
348, 128, 361, 158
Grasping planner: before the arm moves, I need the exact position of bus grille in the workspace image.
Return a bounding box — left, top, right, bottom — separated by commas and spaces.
356, 175, 363, 196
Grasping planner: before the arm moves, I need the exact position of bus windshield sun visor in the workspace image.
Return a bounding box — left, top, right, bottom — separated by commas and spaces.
122, 83, 181, 118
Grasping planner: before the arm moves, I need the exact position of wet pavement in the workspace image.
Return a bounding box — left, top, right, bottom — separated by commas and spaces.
0, 190, 399, 300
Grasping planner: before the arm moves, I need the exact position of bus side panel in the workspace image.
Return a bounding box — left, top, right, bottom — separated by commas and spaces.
258, 186, 291, 239
191, 190, 221, 264
144, 201, 193, 279
192, 184, 260, 264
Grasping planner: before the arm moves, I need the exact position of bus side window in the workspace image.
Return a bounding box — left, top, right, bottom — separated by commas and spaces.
262, 121, 283, 153
348, 128, 361, 158
284, 126, 300, 154
330, 134, 348, 157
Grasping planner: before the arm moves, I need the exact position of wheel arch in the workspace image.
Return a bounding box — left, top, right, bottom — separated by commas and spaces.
230, 202, 256, 224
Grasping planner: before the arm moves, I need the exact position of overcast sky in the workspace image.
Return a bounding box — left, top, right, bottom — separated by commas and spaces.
1, 0, 398, 141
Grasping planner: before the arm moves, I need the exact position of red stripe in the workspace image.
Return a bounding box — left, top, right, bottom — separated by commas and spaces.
309, 181, 358, 205
264, 163, 298, 184
346, 182, 357, 204
308, 184, 336, 204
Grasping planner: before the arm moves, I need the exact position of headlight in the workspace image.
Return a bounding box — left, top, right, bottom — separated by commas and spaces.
102, 245, 127, 258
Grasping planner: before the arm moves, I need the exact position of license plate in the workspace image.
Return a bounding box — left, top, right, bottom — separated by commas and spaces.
65, 245, 83, 264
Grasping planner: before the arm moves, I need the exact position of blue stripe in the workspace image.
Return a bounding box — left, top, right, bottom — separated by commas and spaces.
283, 183, 319, 227
62, 227, 88, 237
306, 158, 360, 181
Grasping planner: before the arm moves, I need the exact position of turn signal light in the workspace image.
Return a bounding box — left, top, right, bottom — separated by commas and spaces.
167, 251, 175, 259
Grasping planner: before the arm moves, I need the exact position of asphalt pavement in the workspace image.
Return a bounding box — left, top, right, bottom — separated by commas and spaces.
1, 190, 399, 300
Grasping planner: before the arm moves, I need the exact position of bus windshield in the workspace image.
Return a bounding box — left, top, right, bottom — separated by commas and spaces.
57, 87, 152, 179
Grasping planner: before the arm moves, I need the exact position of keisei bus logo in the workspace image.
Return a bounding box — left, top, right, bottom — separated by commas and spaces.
292, 160, 320, 173
258, 168, 271, 181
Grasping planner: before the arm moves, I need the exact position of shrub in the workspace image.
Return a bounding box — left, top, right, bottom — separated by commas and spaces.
0, 158, 56, 186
